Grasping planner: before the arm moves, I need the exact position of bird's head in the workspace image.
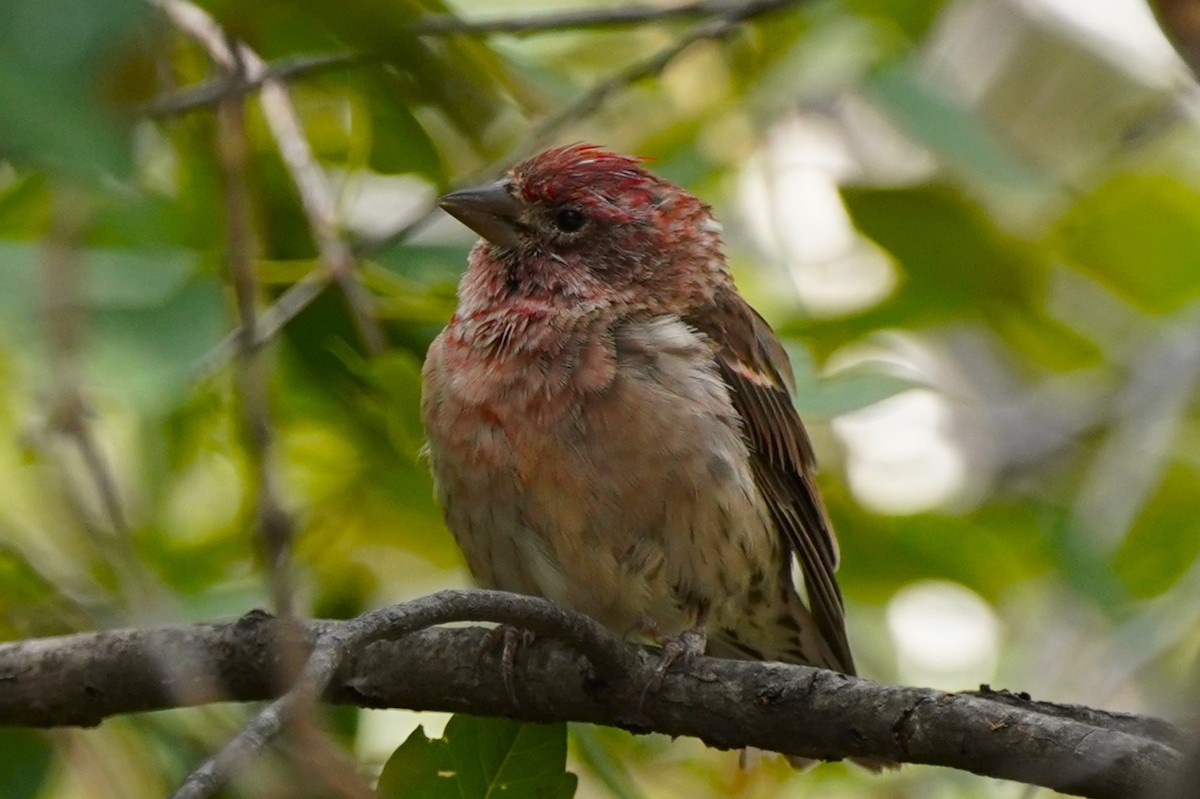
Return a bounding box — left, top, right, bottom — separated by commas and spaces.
439, 144, 729, 319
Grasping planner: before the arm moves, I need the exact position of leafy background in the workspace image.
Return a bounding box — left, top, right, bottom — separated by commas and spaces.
1, 0, 1198, 797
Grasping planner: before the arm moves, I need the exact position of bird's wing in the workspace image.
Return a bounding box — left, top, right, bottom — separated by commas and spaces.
684, 289, 856, 675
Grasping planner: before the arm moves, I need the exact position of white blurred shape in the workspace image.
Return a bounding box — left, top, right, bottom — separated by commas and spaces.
887, 580, 1000, 689
333, 169, 437, 239
738, 115, 897, 317
356, 709, 451, 766
1029, 0, 1182, 82
834, 388, 966, 514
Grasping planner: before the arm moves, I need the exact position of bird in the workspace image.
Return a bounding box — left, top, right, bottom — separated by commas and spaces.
421, 143, 861, 750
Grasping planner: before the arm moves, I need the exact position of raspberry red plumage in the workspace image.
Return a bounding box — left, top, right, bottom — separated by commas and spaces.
514, 144, 656, 215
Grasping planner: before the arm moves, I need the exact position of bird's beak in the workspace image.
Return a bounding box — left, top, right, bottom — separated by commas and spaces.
438, 180, 524, 250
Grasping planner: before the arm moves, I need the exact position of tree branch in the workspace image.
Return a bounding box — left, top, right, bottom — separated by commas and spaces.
156, 0, 386, 357
0, 591, 1185, 799
214, 70, 298, 621
138, 52, 365, 118
407, 0, 797, 36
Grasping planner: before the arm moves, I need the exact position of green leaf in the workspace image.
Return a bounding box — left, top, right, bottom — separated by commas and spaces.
90, 276, 225, 410
869, 61, 1042, 189
377, 726, 454, 799
1114, 464, 1200, 599
844, 0, 950, 40
0, 171, 49, 236
568, 726, 643, 799
272, 0, 523, 156
826, 184, 1047, 342
0, 0, 149, 177
0, 730, 52, 799
831, 496, 1055, 603
0, 242, 224, 410
785, 342, 919, 418
0, 542, 84, 637
1051, 174, 1200, 312
0, 241, 200, 316
363, 73, 446, 181
377, 716, 577, 799
371, 244, 464, 288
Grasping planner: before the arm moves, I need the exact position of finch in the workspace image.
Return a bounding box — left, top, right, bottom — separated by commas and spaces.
422, 143, 858, 698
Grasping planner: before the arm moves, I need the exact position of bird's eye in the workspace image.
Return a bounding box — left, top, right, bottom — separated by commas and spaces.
553, 207, 586, 233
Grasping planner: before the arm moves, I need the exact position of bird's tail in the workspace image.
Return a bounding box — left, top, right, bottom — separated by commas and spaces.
710, 592, 900, 772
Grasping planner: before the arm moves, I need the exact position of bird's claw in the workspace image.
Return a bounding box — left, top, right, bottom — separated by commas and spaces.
651, 626, 706, 685
480, 624, 534, 705
638, 625, 707, 711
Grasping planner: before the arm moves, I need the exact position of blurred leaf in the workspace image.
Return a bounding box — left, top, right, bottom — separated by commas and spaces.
1051, 174, 1200, 312
372, 243, 464, 288
814, 184, 1048, 349
831, 494, 1055, 602
0, 171, 49, 236
378, 716, 577, 799
341, 345, 427, 455
0, 0, 148, 177
1114, 464, 1200, 598
569, 727, 644, 799
786, 342, 920, 417
363, 72, 447, 181
0, 730, 51, 799
845, 0, 950, 40
0, 242, 223, 409
868, 61, 1042, 189
0, 542, 87, 637
90, 275, 225, 410
0, 242, 200, 311
85, 249, 199, 307
747, 4, 899, 108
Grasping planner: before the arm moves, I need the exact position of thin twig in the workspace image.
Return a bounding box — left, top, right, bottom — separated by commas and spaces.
39, 194, 261, 738
195, 272, 326, 380
40, 187, 145, 596
520, 0, 789, 154
214, 88, 297, 620
41, 188, 127, 534
138, 52, 365, 118
39, 188, 232, 713
407, 0, 795, 36
155, 0, 386, 356
212, 66, 376, 799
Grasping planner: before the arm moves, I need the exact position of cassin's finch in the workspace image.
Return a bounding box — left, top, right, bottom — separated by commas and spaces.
422, 145, 863, 760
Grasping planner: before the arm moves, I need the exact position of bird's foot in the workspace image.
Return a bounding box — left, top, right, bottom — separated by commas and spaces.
637, 623, 707, 710
651, 626, 707, 684
480, 624, 535, 704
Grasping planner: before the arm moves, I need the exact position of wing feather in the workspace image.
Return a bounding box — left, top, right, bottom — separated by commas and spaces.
685, 290, 856, 674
